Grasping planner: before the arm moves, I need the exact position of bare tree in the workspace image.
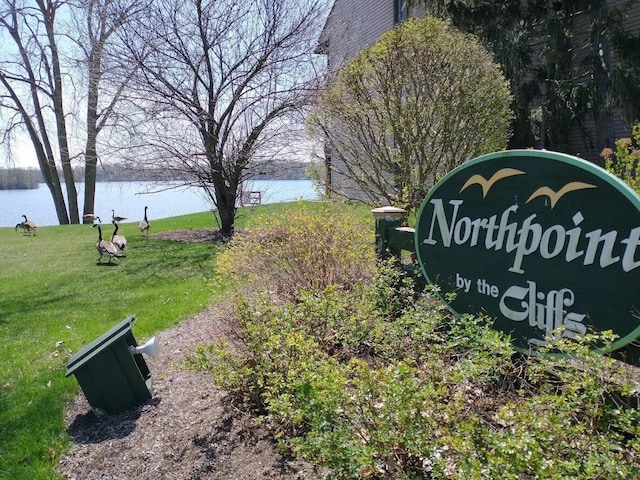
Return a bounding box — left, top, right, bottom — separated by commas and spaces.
120, 0, 328, 237
0, 0, 77, 224
70, 0, 147, 222
0, 0, 141, 224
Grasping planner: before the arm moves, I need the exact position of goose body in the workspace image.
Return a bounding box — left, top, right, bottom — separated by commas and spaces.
93, 223, 123, 263
139, 206, 150, 234
15, 215, 38, 235
111, 220, 127, 251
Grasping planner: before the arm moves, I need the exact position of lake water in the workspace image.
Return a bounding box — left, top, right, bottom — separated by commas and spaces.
1, 179, 318, 227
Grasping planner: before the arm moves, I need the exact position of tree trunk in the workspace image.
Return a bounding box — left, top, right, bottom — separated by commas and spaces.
41, 154, 69, 224
39, 152, 69, 224
215, 183, 238, 238
84, 144, 98, 223
21, 106, 70, 224
46, 6, 80, 224
83, 53, 100, 223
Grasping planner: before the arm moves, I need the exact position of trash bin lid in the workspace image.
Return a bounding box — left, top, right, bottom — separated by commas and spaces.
65, 314, 137, 377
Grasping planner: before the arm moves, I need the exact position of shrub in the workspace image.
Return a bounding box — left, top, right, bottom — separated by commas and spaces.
602, 122, 640, 194
449, 332, 640, 479
195, 202, 640, 479
214, 201, 374, 300
192, 265, 517, 478
308, 16, 513, 212
194, 281, 640, 478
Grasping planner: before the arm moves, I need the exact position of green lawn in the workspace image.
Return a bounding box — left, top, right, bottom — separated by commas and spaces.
0, 204, 311, 480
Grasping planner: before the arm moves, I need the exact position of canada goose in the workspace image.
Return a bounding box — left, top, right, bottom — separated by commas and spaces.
139, 206, 150, 234
93, 222, 123, 263
112, 209, 127, 222
111, 220, 127, 251
15, 221, 33, 235
15, 215, 38, 235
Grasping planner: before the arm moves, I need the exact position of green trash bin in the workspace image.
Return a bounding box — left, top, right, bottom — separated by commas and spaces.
65, 314, 153, 416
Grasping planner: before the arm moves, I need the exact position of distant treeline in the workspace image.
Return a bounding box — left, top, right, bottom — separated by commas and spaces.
0, 168, 40, 189
0, 161, 310, 189
251, 161, 311, 180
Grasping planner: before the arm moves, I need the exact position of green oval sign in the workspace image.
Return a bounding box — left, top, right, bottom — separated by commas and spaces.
415, 150, 640, 352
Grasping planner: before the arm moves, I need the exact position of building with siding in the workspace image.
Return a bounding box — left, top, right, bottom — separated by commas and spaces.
567, 0, 640, 161
316, 0, 424, 73
316, 0, 639, 181
315, 0, 425, 199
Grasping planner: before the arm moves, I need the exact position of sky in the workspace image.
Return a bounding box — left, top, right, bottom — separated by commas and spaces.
10, 139, 38, 168
1, 132, 40, 169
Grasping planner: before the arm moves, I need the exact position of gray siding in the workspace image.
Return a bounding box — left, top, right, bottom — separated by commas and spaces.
567, 0, 640, 164
316, 0, 639, 179
318, 0, 395, 75
316, 0, 397, 200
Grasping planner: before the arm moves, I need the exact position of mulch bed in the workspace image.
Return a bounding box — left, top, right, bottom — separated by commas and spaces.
58, 229, 322, 480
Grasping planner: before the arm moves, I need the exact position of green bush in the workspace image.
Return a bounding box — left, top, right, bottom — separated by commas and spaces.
215, 201, 374, 300
194, 205, 640, 479
191, 264, 513, 477
308, 16, 513, 212
451, 333, 640, 479
194, 285, 640, 478
602, 122, 640, 194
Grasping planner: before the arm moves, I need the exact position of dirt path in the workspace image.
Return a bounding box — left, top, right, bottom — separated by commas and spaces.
58, 302, 321, 480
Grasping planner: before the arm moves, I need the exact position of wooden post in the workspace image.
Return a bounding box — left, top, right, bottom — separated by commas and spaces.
371, 206, 406, 260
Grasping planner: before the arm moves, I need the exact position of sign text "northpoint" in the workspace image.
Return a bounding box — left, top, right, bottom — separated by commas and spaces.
423, 199, 640, 275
